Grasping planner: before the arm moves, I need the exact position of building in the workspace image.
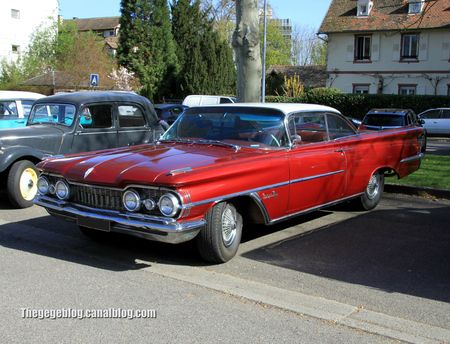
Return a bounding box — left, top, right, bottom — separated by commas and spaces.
260, 5, 293, 42
319, 0, 450, 96
65, 17, 120, 56
0, 0, 58, 65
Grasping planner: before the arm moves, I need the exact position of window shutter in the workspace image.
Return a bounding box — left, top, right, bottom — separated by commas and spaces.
441, 42, 450, 60
346, 43, 354, 62
372, 34, 380, 61
392, 42, 400, 61
419, 33, 428, 61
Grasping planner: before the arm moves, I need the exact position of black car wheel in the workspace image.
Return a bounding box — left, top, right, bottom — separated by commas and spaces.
197, 202, 243, 263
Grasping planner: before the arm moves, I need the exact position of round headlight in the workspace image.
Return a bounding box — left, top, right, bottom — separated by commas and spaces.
55, 180, 70, 200
158, 193, 181, 217
123, 189, 141, 212
37, 176, 50, 195
143, 198, 156, 211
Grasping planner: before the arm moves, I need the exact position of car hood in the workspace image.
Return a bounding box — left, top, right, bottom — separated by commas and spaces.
38, 142, 275, 187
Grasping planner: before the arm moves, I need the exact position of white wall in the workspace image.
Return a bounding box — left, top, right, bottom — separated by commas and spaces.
326, 29, 450, 95
0, 0, 58, 65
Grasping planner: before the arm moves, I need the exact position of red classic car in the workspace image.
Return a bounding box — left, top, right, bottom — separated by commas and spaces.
34, 103, 424, 263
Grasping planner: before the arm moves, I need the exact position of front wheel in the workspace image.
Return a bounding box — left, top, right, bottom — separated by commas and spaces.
358, 171, 384, 210
196, 202, 243, 263
7, 160, 39, 208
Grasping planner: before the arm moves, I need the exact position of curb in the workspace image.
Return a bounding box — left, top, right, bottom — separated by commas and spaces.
385, 184, 450, 200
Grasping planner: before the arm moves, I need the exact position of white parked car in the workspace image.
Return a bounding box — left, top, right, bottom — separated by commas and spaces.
182, 95, 236, 107
418, 108, 450, 135
0, 91, 45, 129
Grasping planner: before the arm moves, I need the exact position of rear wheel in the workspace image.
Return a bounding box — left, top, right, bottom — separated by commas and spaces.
197, 202, 243, 263
7, 160, 38, 208
358, 171, 384, 210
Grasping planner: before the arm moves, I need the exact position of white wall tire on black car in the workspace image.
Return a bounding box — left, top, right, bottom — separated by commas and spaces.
197, 202, 243, 263
359, 171, 384, 210
7, 160, 38, 208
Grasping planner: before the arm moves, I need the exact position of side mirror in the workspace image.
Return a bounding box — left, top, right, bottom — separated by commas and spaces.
419, 119, 425, 125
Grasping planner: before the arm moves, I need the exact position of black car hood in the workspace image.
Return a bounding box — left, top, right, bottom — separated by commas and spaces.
0, 125, 69, 153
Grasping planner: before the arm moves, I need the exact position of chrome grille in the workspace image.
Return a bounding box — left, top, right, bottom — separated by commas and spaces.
71, 185, 124, 211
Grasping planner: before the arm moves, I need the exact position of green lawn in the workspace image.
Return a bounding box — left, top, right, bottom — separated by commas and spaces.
386, 155, 450, 190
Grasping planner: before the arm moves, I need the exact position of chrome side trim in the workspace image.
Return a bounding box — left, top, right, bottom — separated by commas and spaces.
400, 153, 424, 164
269, 192, 364, 224
167, 167, 193, 176
34, 195, 204, 244
290, 170, 345, 185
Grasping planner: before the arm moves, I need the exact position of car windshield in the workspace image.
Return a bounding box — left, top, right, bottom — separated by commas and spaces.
28, 103, 76, 126
161, 107, 288, 148
363, 114, 405, 127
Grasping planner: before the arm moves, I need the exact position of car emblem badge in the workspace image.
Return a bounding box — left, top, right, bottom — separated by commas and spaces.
84, 167, 94, 179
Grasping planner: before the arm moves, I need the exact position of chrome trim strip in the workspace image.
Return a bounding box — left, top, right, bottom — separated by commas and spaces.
34, 195, 204, 244
269, 192, 364, 224
290, 170, 345, 185
167, 167, 193, 176
400, 153, 424, 164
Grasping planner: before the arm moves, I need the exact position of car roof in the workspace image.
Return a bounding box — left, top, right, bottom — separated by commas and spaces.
155, 103, 186, 109
203, 102, 341, 115
0, 90, 45, 100
366, 108, 412, 115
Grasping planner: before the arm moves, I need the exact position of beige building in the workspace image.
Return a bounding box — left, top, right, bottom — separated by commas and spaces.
319, 0, 450, 96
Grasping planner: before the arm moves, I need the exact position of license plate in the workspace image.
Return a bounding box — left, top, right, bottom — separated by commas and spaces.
77, 216, 111, 232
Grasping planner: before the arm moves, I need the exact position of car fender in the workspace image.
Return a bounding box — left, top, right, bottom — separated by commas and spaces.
0, 145, 45, 173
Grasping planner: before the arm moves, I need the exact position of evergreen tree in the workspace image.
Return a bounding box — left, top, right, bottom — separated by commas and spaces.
118, 0, 177, 101
171, 0, 236, 96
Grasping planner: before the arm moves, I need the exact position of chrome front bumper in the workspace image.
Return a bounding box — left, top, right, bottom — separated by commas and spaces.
34, 195, 204, 244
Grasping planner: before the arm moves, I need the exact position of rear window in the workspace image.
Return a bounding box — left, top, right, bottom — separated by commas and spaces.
363, 114, 405, 127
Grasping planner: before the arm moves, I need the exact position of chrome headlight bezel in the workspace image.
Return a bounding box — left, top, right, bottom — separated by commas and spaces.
55, 179, 70, 200
37, 176, 50, 195
158, 193, 181, 217
122, 189, 141, 212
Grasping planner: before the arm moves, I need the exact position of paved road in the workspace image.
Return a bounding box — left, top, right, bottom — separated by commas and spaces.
426, 137, 450, 155
0, 193, 449, 343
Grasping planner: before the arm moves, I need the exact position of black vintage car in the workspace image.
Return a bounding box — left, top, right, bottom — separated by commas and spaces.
0, 91, 164, 208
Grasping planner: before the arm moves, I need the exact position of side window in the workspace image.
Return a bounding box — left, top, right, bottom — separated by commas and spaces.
118, 104, 146, 127
442, 110, 450, 119
220, 97, 233, 104
289, 113, 328, 144
0, 101, 18, 117
421, 110, 440, 119
327, 114, 356, 139
81, 104, 113, 129
21, 100, 35, 116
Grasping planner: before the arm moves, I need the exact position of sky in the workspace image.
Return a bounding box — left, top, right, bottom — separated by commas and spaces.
59, 0, 332, 30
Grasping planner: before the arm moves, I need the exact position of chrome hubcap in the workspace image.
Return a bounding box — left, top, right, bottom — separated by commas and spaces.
19, 168, 38, 201
221, 206, 237, 247
366, 174, 380, 200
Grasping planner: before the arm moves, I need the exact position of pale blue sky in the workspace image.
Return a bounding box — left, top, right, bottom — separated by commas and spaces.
59, 0, 331, 30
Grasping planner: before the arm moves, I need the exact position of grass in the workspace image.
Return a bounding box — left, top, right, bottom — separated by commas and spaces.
386, 155, 450, 190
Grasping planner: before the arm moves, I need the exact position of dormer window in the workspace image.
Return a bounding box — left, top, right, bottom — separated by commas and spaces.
357, 0, 373, 17
408, 0, 424, 14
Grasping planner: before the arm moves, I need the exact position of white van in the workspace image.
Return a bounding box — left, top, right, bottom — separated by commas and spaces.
182, 95, 237, 107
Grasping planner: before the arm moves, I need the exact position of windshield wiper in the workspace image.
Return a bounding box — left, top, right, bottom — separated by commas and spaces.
196, 139, 241, 152
158, 138, 195, 144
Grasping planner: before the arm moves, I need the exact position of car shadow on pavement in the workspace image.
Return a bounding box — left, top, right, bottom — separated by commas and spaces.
242, 204, 450, 303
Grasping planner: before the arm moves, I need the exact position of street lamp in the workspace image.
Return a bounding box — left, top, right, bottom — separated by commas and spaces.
261, 0, 267, 103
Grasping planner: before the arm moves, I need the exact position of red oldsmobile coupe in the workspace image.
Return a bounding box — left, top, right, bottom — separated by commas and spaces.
34, 103, 423, 263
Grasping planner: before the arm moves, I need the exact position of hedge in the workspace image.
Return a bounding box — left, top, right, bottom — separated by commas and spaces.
266, 92, 450, 119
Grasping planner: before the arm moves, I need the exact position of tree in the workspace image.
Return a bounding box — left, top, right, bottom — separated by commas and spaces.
262, 20, 291, 67
233, 0, 262, 102
171, 0, 235, 97
292, 25, 327, 66
118, 0, 178, 101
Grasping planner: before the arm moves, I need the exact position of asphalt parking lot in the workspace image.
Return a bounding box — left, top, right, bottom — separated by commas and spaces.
0, 193, 449, 343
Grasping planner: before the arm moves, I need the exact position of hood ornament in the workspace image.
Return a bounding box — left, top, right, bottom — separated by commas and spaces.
84, 167, 94, 179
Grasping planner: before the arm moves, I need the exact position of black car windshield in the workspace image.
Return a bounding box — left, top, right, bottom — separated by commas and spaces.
363, 114, 405, 127
28, 103, 76, 126
161, 107, 288, 148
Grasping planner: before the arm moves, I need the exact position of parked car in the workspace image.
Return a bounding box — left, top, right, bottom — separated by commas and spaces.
0, 91, 45, 129
359, 108, 426, 152
0, 91, 164, 208
34, 103, 424, 263
154, 103, 188, 125
418, 108, 450, 135
182, 95, 236, 107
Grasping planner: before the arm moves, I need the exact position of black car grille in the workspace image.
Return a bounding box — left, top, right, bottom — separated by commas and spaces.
71, 185, 124, 211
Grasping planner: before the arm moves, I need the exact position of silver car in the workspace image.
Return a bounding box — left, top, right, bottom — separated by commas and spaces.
418, 108, 450, 135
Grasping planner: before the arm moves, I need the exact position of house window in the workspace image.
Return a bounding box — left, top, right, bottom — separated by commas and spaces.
398, 84, 416, 95
354, 35, 371, 61
11, 45, 20, 54
357, 0, 373, 16
401, 34, 419, 59
11, 9, 20, 19
353, 84, 370, 94
447, 85, 450, 96
408, 0, 423, 14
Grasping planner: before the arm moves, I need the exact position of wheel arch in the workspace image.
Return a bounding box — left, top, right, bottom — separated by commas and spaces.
218, 194, 270, 225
